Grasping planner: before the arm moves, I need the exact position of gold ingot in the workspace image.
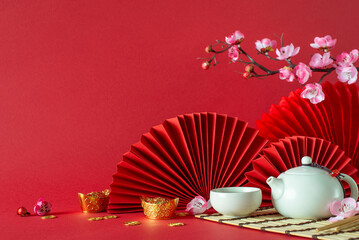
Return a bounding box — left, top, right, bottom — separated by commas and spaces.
78, 189, 110, 213
141, 196, 179, 220
124, 221, 141, 226
168, 222, 185, 227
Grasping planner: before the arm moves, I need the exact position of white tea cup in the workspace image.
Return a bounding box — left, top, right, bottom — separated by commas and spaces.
210, 187, 262, 217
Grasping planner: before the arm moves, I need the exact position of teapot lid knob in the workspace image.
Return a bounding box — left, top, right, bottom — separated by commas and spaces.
301, 156, 312, 166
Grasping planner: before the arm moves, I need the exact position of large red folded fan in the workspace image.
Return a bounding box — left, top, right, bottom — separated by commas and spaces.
245, 136, 359, 206
108, 112, 268, 213
257, 82, 359, 170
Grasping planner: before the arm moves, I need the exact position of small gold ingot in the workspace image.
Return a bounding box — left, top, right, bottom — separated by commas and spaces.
103, 215, 118, 219
141, 196, 179, 220
41, 215, 56, 220
78, 189, 110, 213
124, 221, 141, 226
168, 222, 185, 227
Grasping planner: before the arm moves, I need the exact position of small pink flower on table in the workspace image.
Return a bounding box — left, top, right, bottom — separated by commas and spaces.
255, 38, 277, 53
336, 65, 358, 84
300, 83, 325, 104
336, 49, 359, 66
329, 198, 359, 222
276, 43, 300, 60
294, 63, 312, 84
309, 52, 333, 69
310, 35, 337, 51
34, 198, 52, 216
225, 30, 244, 45
228, 46, 240, 62
186, 196, 211, 215
279, 66, 295, 82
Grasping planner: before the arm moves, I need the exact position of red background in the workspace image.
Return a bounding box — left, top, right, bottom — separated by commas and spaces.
1, 0, 358, 239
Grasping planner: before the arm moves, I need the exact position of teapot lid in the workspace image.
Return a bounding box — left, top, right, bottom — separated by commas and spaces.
284, 156, 329, 175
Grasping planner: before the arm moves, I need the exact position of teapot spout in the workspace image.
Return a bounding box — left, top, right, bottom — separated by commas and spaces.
266, 176, 284, 200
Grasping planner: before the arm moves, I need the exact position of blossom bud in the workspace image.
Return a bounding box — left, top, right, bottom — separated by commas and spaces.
205, 45, 212, 53
202, 61, 210, 70
244, 64, 254, 73
243, 72, 252, 79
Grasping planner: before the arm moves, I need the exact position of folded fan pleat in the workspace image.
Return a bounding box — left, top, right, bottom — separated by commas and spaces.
108, 113, 268, 213
257, 82, 359, 173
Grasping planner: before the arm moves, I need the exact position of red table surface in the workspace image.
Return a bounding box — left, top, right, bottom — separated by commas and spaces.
2, 1, 359, 239
1, 209, 303, 240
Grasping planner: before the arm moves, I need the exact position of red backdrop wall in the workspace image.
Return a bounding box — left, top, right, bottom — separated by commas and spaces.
1, 0, 358, 216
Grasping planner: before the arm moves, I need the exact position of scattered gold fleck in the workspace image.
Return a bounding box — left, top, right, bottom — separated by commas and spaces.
88, 217, 103, 221
175, 212, 189, 217
168, 222, 185, 227
41, 215, 56, 220
103, 215, 118, 219
124, 221, 141, 226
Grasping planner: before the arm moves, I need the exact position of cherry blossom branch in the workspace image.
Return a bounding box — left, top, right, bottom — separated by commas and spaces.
318, 68, 335, 84
239, 47, 278, 75
200, 30, 358, 104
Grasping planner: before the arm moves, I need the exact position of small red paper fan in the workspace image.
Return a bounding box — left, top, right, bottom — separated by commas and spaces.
244, 136, 359, 207
257, 82, 359, 170
108, 113, 268, 213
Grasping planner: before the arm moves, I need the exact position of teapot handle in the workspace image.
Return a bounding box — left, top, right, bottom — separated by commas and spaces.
341, 173, 359, 200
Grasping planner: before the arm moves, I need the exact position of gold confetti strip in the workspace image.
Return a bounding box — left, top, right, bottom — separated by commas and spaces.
124, 221, 141, 226
176, 212, 189, 217
103, 215, 118, 219
41, 215, 56, 220
168, 222, 185, 227
88, 217, 104, 221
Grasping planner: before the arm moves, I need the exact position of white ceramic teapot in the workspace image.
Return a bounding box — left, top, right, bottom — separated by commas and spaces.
267, 156, 358, 219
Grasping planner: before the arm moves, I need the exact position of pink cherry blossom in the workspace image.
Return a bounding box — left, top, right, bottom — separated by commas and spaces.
279, 66, 295, 82
336, 65, 358, 84
185, 196, 211, 215
294, 62, 312, 84
336, 49, 359, 66
329, 198, 359, 222
225, 30, 244, 45
34, 198, 52, 216
300, 83, 325, 104
255, 38, 277, 53
228, 46, 240, 62
276, 44, 300, 60
310, 35, 337, 51
309, 52, 333, 69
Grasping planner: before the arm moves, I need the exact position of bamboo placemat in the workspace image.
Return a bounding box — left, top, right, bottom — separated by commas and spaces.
195, 207, 359, 240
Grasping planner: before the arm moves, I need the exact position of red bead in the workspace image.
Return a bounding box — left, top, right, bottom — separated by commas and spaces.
201, 61, 210, 70
330, 169, 340, 177
17, 207, 30, 217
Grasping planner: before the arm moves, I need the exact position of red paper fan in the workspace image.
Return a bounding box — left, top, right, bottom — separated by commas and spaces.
108, 112, 268, 213
257, 82, 359, 169
244, 136, 359, 206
